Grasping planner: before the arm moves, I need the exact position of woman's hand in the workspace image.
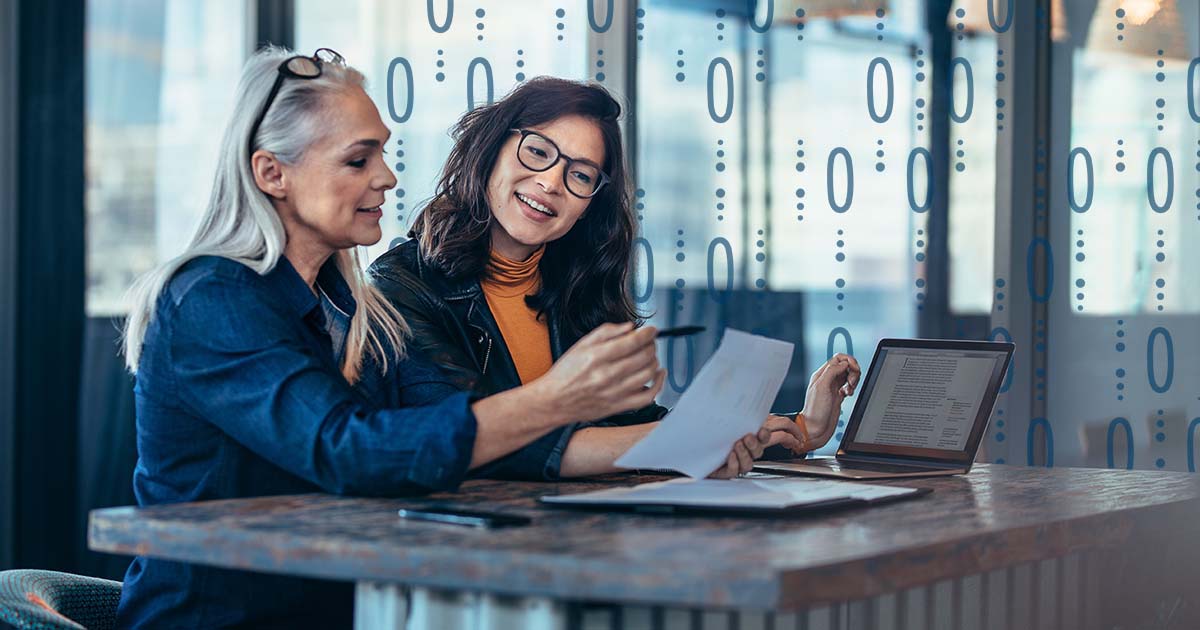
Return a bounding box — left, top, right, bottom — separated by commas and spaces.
798, 353, 862, 451
708, 427, 772, 479
529, 322, 666, 425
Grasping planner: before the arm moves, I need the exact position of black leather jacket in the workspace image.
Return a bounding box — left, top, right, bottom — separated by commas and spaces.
368, 239, 667, 480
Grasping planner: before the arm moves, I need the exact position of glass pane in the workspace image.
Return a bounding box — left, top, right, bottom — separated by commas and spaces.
295, 0, 590, 265
1067, 7, 1200, 315
635, 0, 994, 451
1034, 0, 1200, 472
85, 0, 247, 315
949, 29, 998, 314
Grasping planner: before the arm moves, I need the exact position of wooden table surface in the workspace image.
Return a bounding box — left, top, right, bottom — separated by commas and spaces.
88, 464, 1200, 610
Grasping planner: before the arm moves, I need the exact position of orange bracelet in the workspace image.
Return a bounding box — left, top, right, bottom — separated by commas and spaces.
794, 413, 810, 453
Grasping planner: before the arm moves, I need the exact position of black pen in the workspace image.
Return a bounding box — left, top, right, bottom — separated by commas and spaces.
655, 325, 706, 338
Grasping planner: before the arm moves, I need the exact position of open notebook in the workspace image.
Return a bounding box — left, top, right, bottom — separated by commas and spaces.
541, 475, 930, 515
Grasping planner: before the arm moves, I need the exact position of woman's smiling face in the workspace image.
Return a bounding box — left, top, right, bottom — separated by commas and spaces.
485, 114, 605, 261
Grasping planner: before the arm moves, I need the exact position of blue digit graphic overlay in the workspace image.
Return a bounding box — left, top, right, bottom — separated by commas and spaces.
1067, 147, 1093, 213
907, 147, 932, 213
827, 147, 854, 213
667, 335, 695, 393
587, 0, 613, 33
950, 57, 974, 123
386, 57, 414, 123
1026, 237, 1053, 303
632, 238, 654, 304
707, 237, 733, 303
826, 327, 853, 360
989, 327, 1013, 393
427, 0, 453, 33
707, 57, 734, 123
1146, 326, 1174, 393
1106, 418, 1134, 469
466, 57, 494, 109
1027, 417, 1054, 467
1188, 57, 1199, 122
988, 0, 1013, 33
1146, 147, 1173, 213
867, 57, 894, 123
749, 0, 773, 33
1188, 417, 1200, 472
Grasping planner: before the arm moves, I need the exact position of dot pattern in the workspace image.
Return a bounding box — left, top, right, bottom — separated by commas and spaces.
835, 228, 846, 311
795, 139, 805, 222
915, 229, 927, 310
1115, 364, 1125, 402
555, 7, 565, 41
1074, 229, 1086, 312
1154, 229, 1166, 311
635, 6, 645, 41
795, 7, 805, 41
475, 7, 485, 41
435, 49, 445, 82
394, 138, 406, 224
514, 48, 525, 82
996, 49, 1006, 132
754, 229, 766, 290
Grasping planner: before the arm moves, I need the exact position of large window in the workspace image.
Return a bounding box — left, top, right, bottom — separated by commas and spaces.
85, 0, 247, 315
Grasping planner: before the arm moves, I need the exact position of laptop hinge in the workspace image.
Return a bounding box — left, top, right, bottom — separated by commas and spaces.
835, 453, 962, 469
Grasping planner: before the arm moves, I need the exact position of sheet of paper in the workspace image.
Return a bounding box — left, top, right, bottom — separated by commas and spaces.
542, 477, 918, 509
614, 329, 795, 478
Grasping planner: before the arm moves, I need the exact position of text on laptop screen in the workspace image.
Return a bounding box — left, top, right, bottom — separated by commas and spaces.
853, 348, 1008, 452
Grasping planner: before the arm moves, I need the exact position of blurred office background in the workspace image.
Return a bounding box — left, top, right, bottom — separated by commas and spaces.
1, 0, 1197, 579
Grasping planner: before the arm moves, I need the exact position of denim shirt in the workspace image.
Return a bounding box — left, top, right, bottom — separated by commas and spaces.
117, 255, 478, 629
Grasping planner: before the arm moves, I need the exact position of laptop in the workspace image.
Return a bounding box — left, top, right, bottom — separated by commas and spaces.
754, 338, 1015, 480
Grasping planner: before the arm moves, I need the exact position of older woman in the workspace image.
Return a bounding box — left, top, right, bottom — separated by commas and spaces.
370, 77, 862, 479
117, 49, 774, 629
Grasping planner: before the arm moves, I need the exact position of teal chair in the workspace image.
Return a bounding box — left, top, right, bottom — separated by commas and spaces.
0, 571, 120, 630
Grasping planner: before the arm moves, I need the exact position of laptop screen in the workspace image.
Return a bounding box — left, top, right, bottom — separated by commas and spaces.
838, 339, 1014, 465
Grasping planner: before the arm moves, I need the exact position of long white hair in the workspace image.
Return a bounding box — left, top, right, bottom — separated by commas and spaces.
123, 46, 409, 383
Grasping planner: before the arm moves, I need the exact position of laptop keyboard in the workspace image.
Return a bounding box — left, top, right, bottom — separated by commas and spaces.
803, 459, 933, 473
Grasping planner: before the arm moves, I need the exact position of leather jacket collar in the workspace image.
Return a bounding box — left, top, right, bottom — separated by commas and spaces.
372, 239, 573, 396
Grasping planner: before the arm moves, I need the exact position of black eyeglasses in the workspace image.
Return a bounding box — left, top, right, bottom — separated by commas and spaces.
510, 129, 611, 199
247, 48, 345, 157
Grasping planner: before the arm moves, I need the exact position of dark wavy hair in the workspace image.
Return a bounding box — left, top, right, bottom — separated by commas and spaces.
409, 76, 640, 339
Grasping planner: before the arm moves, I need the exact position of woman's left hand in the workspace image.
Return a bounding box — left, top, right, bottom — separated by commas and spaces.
799, 353, 862, 451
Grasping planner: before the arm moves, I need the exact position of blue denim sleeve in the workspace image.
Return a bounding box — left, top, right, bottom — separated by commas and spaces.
164, 269, 477, 496
469, 424, 578, 481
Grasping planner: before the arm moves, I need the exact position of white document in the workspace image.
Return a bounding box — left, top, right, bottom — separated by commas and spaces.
542, 476, 919, 509
614, 329, 794, 478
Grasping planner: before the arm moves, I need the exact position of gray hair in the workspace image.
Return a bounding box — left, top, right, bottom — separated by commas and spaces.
123, 46, 408, 383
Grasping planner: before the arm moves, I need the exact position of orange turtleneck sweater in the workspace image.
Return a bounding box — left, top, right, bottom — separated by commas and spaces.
481, 247, 553, 384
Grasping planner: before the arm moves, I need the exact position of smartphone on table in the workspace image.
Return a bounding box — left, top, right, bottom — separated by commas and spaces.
397, 505, 532, 529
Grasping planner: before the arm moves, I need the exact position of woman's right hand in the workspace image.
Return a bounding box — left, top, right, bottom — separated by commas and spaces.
530, 322, 666, 425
